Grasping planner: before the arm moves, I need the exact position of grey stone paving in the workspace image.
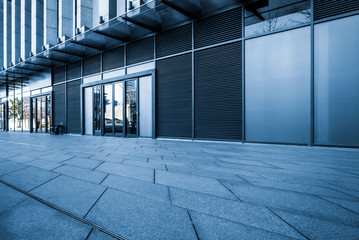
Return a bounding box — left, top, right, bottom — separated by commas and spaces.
0, 132, 359, 240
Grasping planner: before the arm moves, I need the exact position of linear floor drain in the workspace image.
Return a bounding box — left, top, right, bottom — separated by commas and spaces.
0, 180, 127, 240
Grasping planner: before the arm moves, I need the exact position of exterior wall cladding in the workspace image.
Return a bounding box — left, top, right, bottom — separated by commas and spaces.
1, 0, 359, 148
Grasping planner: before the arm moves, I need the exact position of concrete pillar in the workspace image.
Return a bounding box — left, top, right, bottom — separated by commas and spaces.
21, 0, 31, 60
44, 0, 58, 48
3, 0, 11, 68
76, 0, 93, 33
12, 0, 21, 64
59, 0, 73, 39
0, 0, 3, 69
31, 0, 44, 54
98, 0, 117, 23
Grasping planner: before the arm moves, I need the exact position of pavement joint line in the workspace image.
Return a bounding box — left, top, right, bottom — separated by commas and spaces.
267, 207, 310, 240
186, 210, 200, 240
165, 164, 168, 171
100, 173, 110, 185
0, 180, 127, 240
93, 161, 105, 171
85, 228, 94, 240
84, 188, 108, 219
217, 179, 243, 202
167, 187, 172, 204
51, 164, 65, 171
153, 169, 156, 183
316, 195, 359, 215
28, 174, 61, 192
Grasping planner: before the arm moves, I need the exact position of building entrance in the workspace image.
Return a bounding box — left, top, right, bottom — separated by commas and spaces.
83, 75, 152, 138
31, 95, 51, 133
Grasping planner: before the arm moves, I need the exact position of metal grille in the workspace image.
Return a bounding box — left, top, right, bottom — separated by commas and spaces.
53, 84, 66, 126
83, 54, 101, 76
66, 61, 81, 80
156, 54, 192, 138
195, 42, 242, 140
156, 24, 192, 58
314, 0, 359, 21
126, 37, 154, 66
53, 66, 65, 84
103, 47, 124, 71
195, 7, 242, 49
66, 80, 81, 133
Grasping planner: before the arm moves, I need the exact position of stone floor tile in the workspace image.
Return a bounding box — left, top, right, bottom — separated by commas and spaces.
87, 229, 117, 240
0, 183, 27, 215
26, 159, 62, 170
54, 165, 107, 184
96, 162, 154, 182
63, 157, 103, 169
0, 161, 27, 176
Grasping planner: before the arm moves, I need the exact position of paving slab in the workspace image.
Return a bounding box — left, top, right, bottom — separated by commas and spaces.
86, 188, 197, 240
53, 165, 107, 184
26, 159, 63, 170
0, 183, 27, 215
87, 229, 117, 240
30, 175, 106, 217
101, 174, 170, 203
0, 161, 27, 176
190, 211, 294, 240
63, 157, 103, 169
96, 162, 154, 182
1, 166, 59, 192
0, 198, 91, 240
156, 170, 236, 200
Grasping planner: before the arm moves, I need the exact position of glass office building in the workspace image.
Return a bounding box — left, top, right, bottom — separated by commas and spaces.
0, 0, 358, 147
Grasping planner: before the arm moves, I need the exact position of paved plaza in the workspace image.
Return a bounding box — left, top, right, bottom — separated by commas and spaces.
0, 133, 358, 240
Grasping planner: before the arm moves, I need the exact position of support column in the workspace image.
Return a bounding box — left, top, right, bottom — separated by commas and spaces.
76, 0, 93, 33
21, 0, 31, 60
98, 0, 117, 23
31, 0, 44, 55
44, 0, 58, 48
12, 0, 21, 64
3, 0, 11, 68
0, 0, 3, 69
59, 0, 73, 40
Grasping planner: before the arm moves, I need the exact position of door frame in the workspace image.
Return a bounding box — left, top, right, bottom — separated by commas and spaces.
80, 69, 155, 138
0, 102, 7, 132
30, 93, 52, 133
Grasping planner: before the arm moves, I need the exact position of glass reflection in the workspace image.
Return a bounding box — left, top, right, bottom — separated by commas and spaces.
126, 80, 137, 136
245, 0, 311, 37
23, 93, 30, 131
37, 98, 41, 132
14, 94, 23, 131
8, 97, 14, 131
32, 98, 36, 132
114, 82, 124, 136
104, 84, 113, 136
93, 86, 102, 135
0, 104, 5, 131
47, 96, 51, 132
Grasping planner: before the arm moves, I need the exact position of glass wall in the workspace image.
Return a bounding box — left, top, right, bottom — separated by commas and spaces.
245, 26, 311, 144
114, 82, 124, 136
104, 84, 113, 136
314, 15, 359, 147
14, 94, 23, 131
8, 95, 14, 131
245, 0, 311, 37
23, 92, 30, 131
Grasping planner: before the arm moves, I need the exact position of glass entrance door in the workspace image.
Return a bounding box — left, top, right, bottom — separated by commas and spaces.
125, 79, 138, 136
31, 95, 51, 133
93, 85, 102, 136
0, 104, 5, 131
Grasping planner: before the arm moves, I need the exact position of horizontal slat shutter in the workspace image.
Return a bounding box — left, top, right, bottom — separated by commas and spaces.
53, 67, 65, 84
103, 47, 124, 71
67, 61, 81, 80
66, 80, 81, 133
53, 84, 66, 127
126, 37, 154, 65
83, 54, 101, 76
314, 0, 359, 21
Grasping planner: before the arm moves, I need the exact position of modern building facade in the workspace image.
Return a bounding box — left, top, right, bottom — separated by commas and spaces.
0, 0, 358, 147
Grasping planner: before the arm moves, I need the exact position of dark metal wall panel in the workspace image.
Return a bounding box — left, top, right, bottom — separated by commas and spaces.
66, 80, 81, 133
314, 0, 359, 21
194, 7, 242, 49
103, 47, 124, 72
126, 37, 154, 66
195, 42, 242, 140
66, 61, 81, 80
53, 84, 66, 126
53, 66, 66, 84
156, 54, 192, 138
156, 24, 192, 58
83, 54, 101, 76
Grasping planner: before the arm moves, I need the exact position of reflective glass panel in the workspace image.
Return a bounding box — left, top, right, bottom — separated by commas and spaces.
41, 97, 46, 132
245, 0, 311, 37
32, 98, 36, 132
314, 15, 359, 147
245, 27, 311, 144
114, 82, 124, 136
14, 94, 23, 131
8, 97, 14, 131
126, 80, 137, 136
37, 98, 41, 132
104, 84, 113, 136
0, 104, 4, 131
23, 93, 30, 131
93, 86, 102, 135
47, 96, 51, 132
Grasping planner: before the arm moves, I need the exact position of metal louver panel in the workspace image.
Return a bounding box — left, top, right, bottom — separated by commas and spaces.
314, 0, 359, 21
156, 24, 192, 58
53, 84, 66, 126
103, 47, 124, 71
53, 66, 65, 84
126, 37, 154, 66
156, 54, 192, 138
83, 54, 101, 76
66, 61, 81, 80
66, 80, 81, 133
195, 42, 242, 140
195, 7, 242, 49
